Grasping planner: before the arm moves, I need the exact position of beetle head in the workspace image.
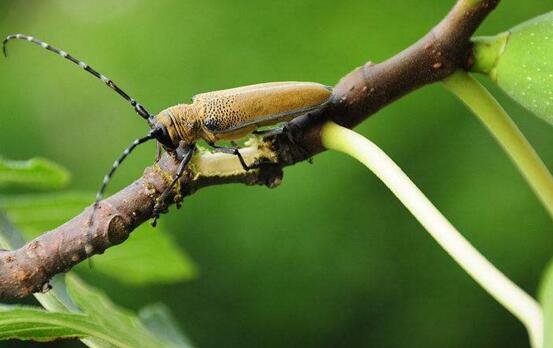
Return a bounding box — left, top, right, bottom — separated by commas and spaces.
150, 111, 181, 150
151, 123, 174, 149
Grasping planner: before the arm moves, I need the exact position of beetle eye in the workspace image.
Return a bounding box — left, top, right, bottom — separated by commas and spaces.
153, 124, 175, 149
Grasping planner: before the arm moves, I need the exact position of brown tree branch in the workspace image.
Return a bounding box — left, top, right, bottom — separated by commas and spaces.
0, 0, 499, 299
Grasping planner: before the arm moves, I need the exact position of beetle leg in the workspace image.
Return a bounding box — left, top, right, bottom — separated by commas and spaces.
152, 143, 195, 226
282, 123, 313, 163
254, 124, 312, 163
209, 142, 252, 171
252, 126, 283, 136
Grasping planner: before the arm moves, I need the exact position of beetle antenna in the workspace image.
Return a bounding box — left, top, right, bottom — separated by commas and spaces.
85, 131, 158, 255
3, 33, 153, 123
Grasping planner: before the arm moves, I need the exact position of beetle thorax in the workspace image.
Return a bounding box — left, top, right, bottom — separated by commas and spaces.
156, 104, 202, 146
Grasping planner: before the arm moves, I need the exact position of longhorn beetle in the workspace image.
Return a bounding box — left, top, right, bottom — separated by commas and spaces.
2, 34, 332, 255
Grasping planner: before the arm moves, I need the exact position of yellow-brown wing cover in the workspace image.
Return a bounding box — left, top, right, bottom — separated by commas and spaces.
193, 82, 332, 135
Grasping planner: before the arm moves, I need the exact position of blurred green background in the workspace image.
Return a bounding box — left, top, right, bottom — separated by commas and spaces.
1, 0, 552, 347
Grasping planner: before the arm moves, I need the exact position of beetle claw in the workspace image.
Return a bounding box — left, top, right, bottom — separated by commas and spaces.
151, 199, 168, 226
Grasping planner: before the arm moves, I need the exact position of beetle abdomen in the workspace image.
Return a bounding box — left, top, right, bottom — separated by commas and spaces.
195, 81, 332, 139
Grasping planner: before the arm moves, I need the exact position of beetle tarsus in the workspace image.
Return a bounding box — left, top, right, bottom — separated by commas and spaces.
209, 143, 254, 171
151, 216, 159, 227
152, 143, 195, 220
252, 127, 284, 137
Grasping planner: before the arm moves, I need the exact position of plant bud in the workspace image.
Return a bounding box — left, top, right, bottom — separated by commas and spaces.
471, 11, 553, 125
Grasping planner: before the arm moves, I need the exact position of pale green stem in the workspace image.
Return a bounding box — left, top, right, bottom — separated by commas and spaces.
443, 70, 553, 219
321, 121, 543, 348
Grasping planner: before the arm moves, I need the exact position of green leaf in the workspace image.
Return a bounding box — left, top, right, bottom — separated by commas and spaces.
65, 274, 172, 348
0, 157, 70, 190
0, 192, 196, 285
471, 11, 553, 125
140, 304, 194, 348
539, 258, 553, 348
0, 276, 180, 347
0, 306, 95, 342
33, 275, 79, 314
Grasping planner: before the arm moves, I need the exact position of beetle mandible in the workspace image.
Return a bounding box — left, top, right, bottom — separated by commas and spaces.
2, 34, 332, 251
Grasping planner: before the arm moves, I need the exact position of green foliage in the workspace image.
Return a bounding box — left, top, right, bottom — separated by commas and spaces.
0, 307, 93, 342
66, 275, 177, 347
0, 275, 186, 347
472, 11, 553, 125
0, 157, 70, 190
0, 155, 70, 253
139, 304, 194, 348
33, 275, 79, 314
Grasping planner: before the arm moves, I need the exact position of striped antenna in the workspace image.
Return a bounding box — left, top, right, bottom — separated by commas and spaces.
3, 33, 153, 123
85, 130, 158, 255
